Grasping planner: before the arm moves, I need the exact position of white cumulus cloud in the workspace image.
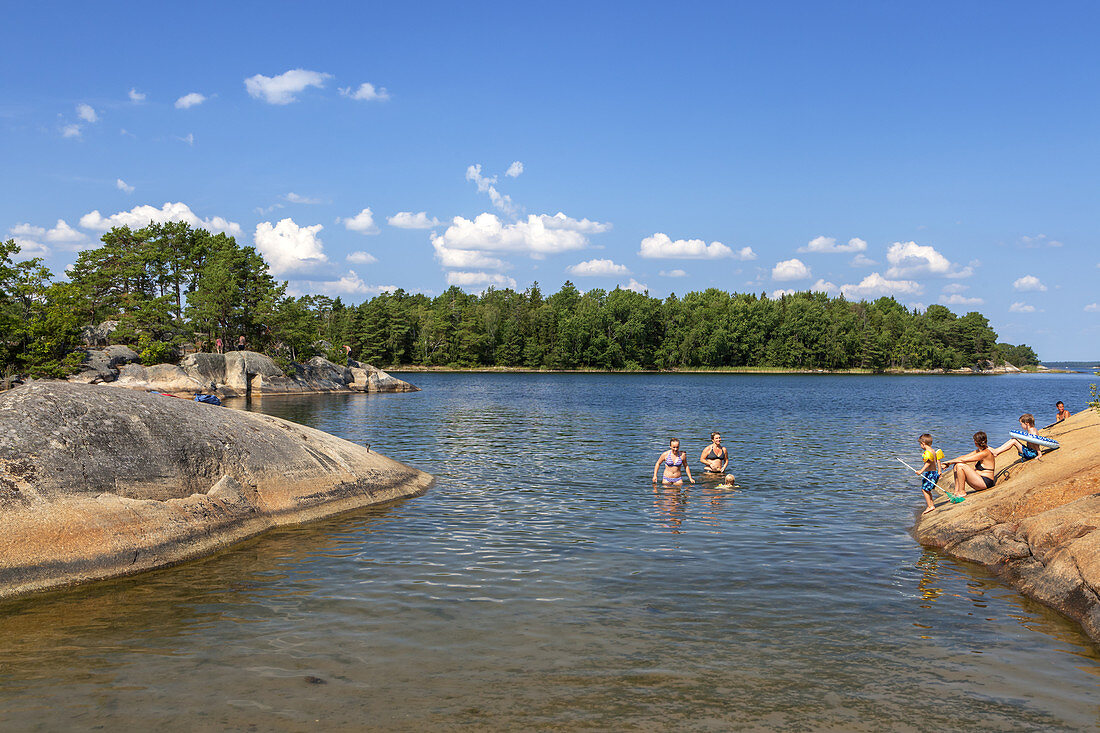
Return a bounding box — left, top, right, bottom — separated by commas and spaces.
841, 273, 923, 299
567, 259, 631, 277
287, 271, 395, 299
128, 88, 145, 102
346, 251, 378, 264
771, 258, 811, 281
431, 239, 508, 270
1020, 234, 1063, 248
44, 219, 84, 244
811, 279, 837, 293
245, 68, 331, 105
253, 218, 326, 274
850, 253, 876, 267
79, 202, 242, 237
433, 212, 603, 257
284, 192, 324, 205
940, 294, 985, 306
61, 124, 82, 139
340, 207, 380, 235
77, 104, 98, 123
1010, 302, 1036, 313
798, 235, 867, 253
505, 161, 524, 178
175, 92, 206, 109
116, 178, 134, 193
885, 241, 972, 279
446, 271, 518, 290
466, 164, 517, 216
660, 269, 687, 277
1012, 275, 1047, 292
1085, 303, 1099, 312
388, 211, 442, 229
338, 82, 390, 101
622, 278, 648, 293
639, 232, 753, 260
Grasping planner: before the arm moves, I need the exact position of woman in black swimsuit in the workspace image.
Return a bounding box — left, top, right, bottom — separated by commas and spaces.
700, 432, 728, 473
943, 431, 996, 499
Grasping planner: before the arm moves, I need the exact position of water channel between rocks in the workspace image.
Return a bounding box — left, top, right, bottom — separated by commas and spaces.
1, 373, 1098, 730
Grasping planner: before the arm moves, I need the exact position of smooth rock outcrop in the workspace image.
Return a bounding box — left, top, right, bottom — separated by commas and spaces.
75, 350, 420, 396
69, 345, 141, 384
0, 381, 432, 599
916, 409, 1100, 642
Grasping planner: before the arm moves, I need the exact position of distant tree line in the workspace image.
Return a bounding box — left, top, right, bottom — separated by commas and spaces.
0, 223, 1039, 378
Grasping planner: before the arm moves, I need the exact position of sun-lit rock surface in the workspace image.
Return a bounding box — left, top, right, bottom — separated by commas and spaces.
0, 381, 431, 599
916, 408, 1100, 642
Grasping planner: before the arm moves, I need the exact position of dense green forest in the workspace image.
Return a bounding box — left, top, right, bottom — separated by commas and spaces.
0, 223, 1039, 378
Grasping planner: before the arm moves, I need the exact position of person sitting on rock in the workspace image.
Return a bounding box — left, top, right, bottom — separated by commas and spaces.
1055, 401, 1071, 423
943, 431, 996, 498
993, 414, 1042, 462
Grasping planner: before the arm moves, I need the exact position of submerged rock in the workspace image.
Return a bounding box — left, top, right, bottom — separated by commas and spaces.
0, 381, 432, 600
916, 408, 1100, 643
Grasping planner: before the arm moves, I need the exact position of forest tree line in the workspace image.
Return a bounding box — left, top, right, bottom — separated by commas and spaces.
0, 223, 1039, 378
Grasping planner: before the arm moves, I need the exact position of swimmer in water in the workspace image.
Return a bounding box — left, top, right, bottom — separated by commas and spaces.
700, 432, 729, 473
652, 438, 695, 485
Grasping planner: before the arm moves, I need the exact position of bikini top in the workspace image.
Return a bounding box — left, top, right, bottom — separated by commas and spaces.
665, 451, 684, 467
706, 446, 725, 460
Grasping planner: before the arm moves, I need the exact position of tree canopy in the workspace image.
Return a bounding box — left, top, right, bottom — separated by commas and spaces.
0, 223, 1040, 378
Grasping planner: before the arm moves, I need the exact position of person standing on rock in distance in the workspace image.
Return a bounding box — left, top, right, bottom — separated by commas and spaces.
237, 335, 246, 351
700, 432, 728, 474
653, 438, 694, 485
215, 337, 223, 354
943, 431, 996, 498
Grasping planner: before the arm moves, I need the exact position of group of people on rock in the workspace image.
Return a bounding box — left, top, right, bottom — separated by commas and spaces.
915, 400, 1070, 515
652, 432, 736, 487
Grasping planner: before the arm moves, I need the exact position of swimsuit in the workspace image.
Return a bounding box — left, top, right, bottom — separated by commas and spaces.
705, 447, 725, 461
1021, 445, 1038, 460
663, 452, 684, 484
974, 459, 995, 489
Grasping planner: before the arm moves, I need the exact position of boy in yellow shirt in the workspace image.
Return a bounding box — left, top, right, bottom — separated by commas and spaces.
918, 433, 947, 514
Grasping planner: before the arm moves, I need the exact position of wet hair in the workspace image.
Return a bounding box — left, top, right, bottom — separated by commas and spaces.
973, 431, 988, 449
711, 431, 721, 440
723, 474, 736, 485
669, 437, 680, 448
1056, 401, 1065, 407
1020, 413, 1035, 427
919, 433, 933, 445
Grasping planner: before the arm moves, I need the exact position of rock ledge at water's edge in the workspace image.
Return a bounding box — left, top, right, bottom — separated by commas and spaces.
0, 381, 432, 600
70, 349, 418, 397
916, 408, 1100, 643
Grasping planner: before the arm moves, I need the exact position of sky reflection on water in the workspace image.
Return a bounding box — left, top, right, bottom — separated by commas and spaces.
0, 373, 1098, 730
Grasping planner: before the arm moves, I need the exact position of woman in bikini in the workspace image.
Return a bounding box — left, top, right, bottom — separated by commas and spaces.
699, 432, 728, 473
943, 431, 996, 499
652, 438, 695, 485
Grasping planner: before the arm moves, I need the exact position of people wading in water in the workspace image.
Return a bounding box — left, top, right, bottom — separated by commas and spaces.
700, 432, 728, 474
653, 438, 694, 485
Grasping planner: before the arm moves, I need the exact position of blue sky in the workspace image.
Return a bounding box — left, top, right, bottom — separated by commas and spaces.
2, 2, 1098, 359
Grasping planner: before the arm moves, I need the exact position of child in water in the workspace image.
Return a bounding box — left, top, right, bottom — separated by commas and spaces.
918, 433, 945, 515
993, 414, 1041, 461
722, 474, 736, 488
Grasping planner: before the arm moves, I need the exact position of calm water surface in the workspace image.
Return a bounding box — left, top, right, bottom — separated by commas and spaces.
2, 373, 1099, 731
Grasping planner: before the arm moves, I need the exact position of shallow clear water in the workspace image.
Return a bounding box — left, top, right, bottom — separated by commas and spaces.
2, 373, 1098, 731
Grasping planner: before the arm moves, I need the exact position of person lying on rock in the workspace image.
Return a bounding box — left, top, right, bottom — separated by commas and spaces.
942, 431, 996, 498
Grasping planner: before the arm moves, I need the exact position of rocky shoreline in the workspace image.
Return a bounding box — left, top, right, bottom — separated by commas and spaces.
0, 382, 433, 600
69, 347, 418, 397
915, 408, 1100, 643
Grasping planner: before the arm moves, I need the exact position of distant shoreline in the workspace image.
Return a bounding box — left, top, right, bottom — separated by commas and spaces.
387, 365, 1078, 376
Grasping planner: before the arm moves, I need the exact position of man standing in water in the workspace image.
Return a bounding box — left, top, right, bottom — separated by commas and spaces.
700, 432, 729, 474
